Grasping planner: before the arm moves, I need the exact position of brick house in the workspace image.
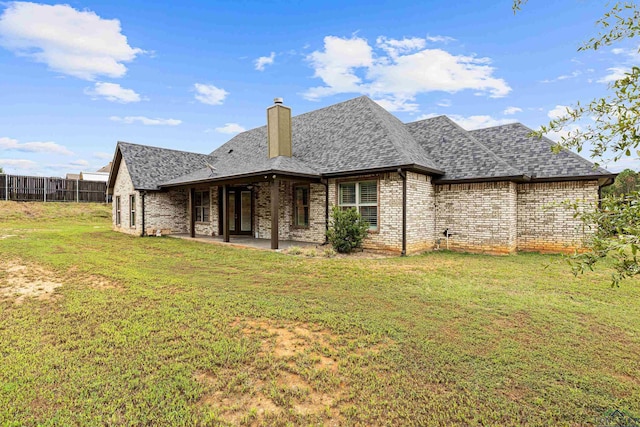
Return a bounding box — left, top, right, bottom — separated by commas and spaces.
106, 96, 615, 254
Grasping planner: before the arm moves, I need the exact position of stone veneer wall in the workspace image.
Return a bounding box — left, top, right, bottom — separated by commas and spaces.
435, 182, 517, 254
112, 160, 140, 235
516, 180, 599, 253
406, 172, 436, 253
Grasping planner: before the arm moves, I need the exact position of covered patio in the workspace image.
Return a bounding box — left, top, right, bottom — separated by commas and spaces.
169, 233, 321, 251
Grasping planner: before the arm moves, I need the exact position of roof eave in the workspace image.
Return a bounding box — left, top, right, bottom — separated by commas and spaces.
159, 169, 322, 188
321, 164, 444, 179
434, 175, 530, 184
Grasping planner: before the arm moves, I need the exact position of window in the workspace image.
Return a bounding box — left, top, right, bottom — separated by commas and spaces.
293, 185, 309, 227
338, 181, 378, 230
195, 190, 210, 222
129, 195, 136, 227
115, 196, 121, 226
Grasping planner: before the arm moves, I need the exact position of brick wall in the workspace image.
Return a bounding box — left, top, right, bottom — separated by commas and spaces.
406, 172, 436, 253
255, 181, 327, 243
112, 160, 140, 235
435, 181, 517, 254
516, 180, 598, 253
145, 189, 189, 234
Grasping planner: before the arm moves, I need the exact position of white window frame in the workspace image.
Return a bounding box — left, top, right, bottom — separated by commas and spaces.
129, 194, 136, 227
338, 180, 378, 231
194, 190, 210, 222
115, 196, 121, 226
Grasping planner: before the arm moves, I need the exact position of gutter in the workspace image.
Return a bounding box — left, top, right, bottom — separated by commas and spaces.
322, 178, 329, 245
398, 168, 407, 256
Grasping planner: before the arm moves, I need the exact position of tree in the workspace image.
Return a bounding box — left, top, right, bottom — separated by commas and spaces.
515, 1, 640, 285
326, 206, 370, 254
0, 166, 3, 174
602, 169, 640, 197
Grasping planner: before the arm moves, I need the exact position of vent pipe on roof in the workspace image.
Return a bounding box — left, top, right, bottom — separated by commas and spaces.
267, 98, 292, 159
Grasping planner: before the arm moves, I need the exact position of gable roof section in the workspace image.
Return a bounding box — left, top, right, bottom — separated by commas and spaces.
406, 115, 523, 182
470, 123, 613, 180
109, 142, 215, 191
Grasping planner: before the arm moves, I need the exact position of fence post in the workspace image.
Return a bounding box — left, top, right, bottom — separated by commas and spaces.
5, 175, 7, 201
76, 179, 79, 202
43, 178, 47, 202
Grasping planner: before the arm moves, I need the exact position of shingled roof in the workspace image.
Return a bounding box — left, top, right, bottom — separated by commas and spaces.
161, 96, 444, 187
108, 142, 215, 191
406, 116, 523, 182
470, 123, 612, 180
109, 96, 614, 191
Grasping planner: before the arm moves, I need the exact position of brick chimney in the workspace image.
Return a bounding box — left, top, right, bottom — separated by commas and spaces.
267, 97, 292, 158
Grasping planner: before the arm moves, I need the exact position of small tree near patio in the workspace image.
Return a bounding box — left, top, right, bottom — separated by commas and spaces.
326, 206, 369, 254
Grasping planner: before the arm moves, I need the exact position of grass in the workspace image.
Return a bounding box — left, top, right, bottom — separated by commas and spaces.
0, 201, 639, 426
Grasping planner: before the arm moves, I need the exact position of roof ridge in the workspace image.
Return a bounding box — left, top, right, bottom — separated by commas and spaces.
469, 122, 521, 132
119, 141, 212, 157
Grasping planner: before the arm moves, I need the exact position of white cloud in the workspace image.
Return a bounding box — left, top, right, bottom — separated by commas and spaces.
437, 99, 452, 107
426, 35, 456, 43
547, 105, 572, 120
604, 156, 640, 173
69, 159, 89, 167
215, 123, 246, 134
0, 158, 37, 171
503, 106, 522, 115
0, 136, 73, 155
543, 124, 582, 143
254, 52, 275, 71
85, 82, 141, 103
194, 83, 228, 105
541, 70, 581, 83
449, 115, 516, 130
0, 2, 143, 80
304, 35, 510, 111
415, 113, 439, 121
109, 116, 182, 126
598, 67, 629, 83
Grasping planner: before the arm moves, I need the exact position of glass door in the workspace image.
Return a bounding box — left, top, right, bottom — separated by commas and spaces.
223, 188, 252, 235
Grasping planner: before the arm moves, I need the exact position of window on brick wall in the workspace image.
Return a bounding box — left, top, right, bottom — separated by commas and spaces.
338, 180, 378, 230
195, 190, 210, 222
129, 195, 136, 227
293, 184, 309, 227
115, 196, 121, 226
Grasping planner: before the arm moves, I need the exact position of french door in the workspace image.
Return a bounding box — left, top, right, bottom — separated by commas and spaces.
223, 188, 252, 235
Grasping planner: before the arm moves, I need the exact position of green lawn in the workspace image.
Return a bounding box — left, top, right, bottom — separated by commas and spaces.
0, 201, 638, 426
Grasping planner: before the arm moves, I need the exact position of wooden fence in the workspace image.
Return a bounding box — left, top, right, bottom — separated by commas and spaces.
0, 174, 108, 203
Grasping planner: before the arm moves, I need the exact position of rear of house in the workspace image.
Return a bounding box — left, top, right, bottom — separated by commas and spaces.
107, 96, 614, 254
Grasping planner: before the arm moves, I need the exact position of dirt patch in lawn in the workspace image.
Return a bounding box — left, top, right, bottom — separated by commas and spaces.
0, 262, 63, 304
0, 260, 122, 304
195, 319, 358, 425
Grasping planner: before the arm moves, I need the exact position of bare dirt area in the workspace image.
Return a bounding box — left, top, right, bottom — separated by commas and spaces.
0, 260, 122, 304
194, 319, 374, 425
0, 261, 64, 304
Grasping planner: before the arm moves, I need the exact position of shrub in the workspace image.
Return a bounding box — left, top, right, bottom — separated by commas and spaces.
326, 206, 369, 254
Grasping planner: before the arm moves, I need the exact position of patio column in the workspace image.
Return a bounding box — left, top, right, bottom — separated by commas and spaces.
222, 184, 230, 242
271, 178, 279, 249
190, 188, 195, 238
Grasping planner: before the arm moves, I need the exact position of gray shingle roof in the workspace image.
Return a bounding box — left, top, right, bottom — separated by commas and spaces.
117, 142, 215, 190
470, 123, 612, 179
406, 115, 522, 181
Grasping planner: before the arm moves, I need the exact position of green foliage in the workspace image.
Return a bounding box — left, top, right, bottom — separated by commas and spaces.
602, 168, 640, 197
0, 166, 3, 174
1, 202, 640, 424
515, 1, 640, 284
326, 206, 369, 253
568, 192, 640, 286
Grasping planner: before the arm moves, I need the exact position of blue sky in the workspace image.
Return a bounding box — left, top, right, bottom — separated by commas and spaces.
0, 0, 637, 177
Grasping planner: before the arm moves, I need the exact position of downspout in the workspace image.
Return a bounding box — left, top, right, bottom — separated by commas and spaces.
398, 169, 407, 256
322, 179, 329, 245
140, 191, 146, 237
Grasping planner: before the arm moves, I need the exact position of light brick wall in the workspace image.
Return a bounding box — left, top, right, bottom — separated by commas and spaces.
406, 172, 436, 253
145, 189, 189, 234
516, 180, 599, 253
328, 173, 404, 252
112, 160, 140, 235
255, 181, 327, 243
435, 181, 517, 254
